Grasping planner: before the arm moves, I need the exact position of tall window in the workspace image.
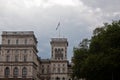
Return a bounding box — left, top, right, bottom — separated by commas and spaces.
61, 48, 64, 51
15, 55, 18, 62
16, 50, 18, 53
24, 50, 26, 53
63, 68, 65, 73
6, 55, 10, 62
42, 69, 44, 74
24, 55, 27, 62
55, 48, 57, 53
13, 67, 18, 77
58, 68, 60, 73
25, 39, 27, 45
53, 68, 55, 73
8, 39, 10, 45
22, 67, 27, 77
5, 67, 10, 77
16, 39, 19, 44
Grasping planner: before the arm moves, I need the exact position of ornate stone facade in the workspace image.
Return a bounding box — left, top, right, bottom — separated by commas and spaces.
0, 31, 72, 80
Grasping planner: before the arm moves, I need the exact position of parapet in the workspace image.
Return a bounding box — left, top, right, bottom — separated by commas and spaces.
2, 31, 34, 35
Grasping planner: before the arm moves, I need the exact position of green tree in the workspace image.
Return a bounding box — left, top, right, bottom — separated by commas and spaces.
72, 39, 89, 79
72, 20, 120, 80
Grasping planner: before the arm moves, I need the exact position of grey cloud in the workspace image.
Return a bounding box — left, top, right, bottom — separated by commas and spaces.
80, 0, 120, 12
0, 0, 119, 60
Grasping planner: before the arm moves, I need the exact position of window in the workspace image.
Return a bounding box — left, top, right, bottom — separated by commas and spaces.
7, 50, 10, 53
5, 67, 10, 77
8, 39, 10, 44
22, 67, 27, 77
16, 50, 18, 53
13, 67, 18, 77
42, 65, 44, 67
55, 48, 57, 52
53, 64, 55, 67
53, 68, 55, 73
24, 55, 27, 62
61, 48, 64, 51
58, 48, 60, 53
56, 77, 60, 80
25, 39, 27, 45
16, 39, 19, 44
15, 55, 18, 62
6, 55, 10, 62
58, 68, 60, 73
47, 68, 49, 73
63, 77, 65, 80
42, 69, 44, 74
58, 64, 60, 67
63, 68, 65, 73
24, 50, 26, 53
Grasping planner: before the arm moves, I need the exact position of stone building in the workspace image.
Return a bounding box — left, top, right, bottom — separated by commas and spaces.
0, 31, 72, 80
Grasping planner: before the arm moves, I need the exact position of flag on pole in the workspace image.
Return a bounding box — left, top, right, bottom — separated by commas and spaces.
56, 22, 60, 30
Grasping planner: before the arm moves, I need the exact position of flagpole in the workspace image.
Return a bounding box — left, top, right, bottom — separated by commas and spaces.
59, 24, 60, 37
56, 22, 61, 37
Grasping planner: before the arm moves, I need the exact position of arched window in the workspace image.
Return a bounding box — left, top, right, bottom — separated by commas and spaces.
6, 55, 10, 62
13, 67, 18, 77
22, 67, 27, 77
5, 67, 10, 77
56, 77, 60, 80
63, 77, 65, 80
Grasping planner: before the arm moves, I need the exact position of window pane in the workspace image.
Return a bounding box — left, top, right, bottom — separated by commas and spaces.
5, 67, 10, 77
14, 67, 18, 77
22, 67, 27, 77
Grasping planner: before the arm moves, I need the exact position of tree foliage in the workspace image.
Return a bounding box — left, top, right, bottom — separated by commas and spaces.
72, 20, 120, 80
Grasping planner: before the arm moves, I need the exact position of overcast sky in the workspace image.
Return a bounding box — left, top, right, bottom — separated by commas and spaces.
0, 0, 120, 61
